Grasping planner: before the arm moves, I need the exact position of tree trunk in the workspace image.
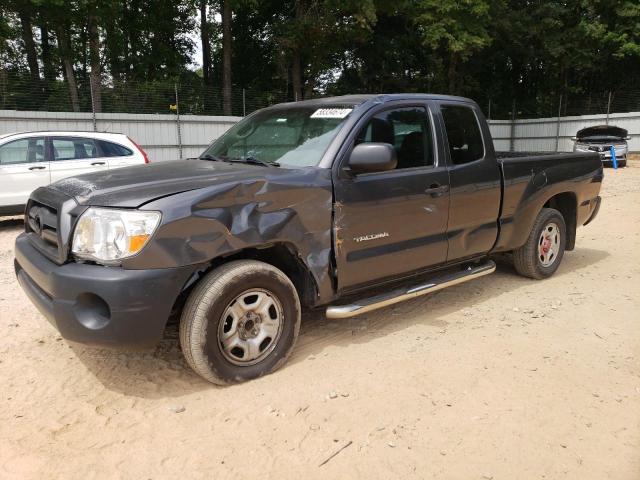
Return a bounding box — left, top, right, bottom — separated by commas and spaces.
55, 27, 80, 112
40, 23, 55, 83
200, 0, 212, 86
291, 51, 302, 101
290, 0, 305, 101
17, 6, 40, 83
125, 0, 139, 80
222, 0, 232, 115
79, 24, 88, 85
103, 9, 121, 82
447, 51, 458, 94
88, 2, 102, 112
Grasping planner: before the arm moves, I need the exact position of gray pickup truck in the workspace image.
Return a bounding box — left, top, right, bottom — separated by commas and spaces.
14, 94, 603, 384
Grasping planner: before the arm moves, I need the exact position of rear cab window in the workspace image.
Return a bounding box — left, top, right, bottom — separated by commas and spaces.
440, 105, 485, 165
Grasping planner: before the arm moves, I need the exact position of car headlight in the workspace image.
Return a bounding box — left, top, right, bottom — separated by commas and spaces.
72, 207, 161, 264
574, 142, 589, 151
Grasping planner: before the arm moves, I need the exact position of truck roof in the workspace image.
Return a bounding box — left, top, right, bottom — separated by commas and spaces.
265, 93, 475, 110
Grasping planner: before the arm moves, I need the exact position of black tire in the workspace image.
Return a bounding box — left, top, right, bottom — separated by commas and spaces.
618, 159, 627, 168
179, 260, 301, 385
513, 207, 566, 279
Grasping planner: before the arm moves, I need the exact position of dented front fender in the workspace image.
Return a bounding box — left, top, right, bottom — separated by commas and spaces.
122, 167, 335, 303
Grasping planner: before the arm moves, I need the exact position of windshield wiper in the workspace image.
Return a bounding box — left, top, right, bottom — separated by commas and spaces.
222, 156, 279, 167
242, 156, 280, 167
199, 153, 226, 161
200, 153, 279, 167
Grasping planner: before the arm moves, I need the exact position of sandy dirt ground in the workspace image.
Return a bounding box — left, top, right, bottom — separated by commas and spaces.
0, 166, 639, 480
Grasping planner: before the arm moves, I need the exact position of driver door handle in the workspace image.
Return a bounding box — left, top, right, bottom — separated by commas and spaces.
425, 183, 449, 196
91, 161, 106, 166
28, 165, 46, 170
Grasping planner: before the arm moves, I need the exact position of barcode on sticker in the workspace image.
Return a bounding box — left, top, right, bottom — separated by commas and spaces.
310, 108, 353, 119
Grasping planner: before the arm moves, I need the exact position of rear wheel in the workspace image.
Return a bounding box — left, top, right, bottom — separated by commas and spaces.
513, 208, 566, 279
179, 260, 301, 385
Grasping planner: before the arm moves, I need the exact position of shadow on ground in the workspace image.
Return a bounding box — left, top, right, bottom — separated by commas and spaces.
69, 329, 211, 398
0, 216, 24, 231
71, 247, 609, 397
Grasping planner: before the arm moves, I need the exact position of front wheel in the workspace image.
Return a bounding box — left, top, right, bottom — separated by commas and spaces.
513, 207, 567, 279
179, 260, 301, 385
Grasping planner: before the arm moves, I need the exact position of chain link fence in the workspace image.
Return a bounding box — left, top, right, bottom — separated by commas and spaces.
480, 89, 640, 121
1, 71, 639, 156
3, 71, 640, 120
0, 71, 288, 117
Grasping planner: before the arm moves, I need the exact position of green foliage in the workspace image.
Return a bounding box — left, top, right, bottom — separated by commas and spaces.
416, 0, 494, 58
0, 0, 639, 117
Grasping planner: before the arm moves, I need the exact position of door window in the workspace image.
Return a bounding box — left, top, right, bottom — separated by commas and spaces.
355, 107, 434, 169
441, 105, 485, 165
0, 138, 45, 165
52, 138, 99, 161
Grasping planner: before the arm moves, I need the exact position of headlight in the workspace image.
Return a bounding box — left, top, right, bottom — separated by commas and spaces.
72, 208, 161, 264
574, 142, 589, 151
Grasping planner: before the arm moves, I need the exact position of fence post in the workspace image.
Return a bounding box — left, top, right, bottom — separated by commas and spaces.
174, 83, 183, 159
487, 99, 491, 120
606, 91, 612, 125
509, 99, 516, 152
89, 77, 97, 132
243, 88, 246, 117
554, 94, 562, 152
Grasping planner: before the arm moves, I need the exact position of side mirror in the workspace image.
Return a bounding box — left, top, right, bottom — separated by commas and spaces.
348, 143, 397, 174
625, 136, 631, 141
570, 137, 578, 142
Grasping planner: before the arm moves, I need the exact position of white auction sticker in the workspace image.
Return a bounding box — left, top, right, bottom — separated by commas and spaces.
310, 108, 353, 119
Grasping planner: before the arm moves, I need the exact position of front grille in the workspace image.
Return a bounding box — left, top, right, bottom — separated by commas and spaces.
26, 201, 59, 252
588, 145, 611, 153
25, 188, 79, 264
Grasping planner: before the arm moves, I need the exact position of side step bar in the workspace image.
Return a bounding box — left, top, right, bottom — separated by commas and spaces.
326, 260, 496, 319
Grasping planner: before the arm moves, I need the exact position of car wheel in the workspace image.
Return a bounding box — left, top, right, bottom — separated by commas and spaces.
179, 260, 301, 385
617, 159, 627, 168
513, 207, 567, 280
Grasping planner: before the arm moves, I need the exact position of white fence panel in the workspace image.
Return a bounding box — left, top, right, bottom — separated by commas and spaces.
1, 109, 638, 163
487, 120, 511, 152
489, 111, 640, 153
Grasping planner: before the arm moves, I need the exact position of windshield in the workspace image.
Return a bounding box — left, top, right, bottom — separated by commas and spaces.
201, 105, 354, 167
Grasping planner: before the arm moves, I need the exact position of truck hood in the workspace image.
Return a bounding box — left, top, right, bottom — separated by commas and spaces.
575, 125, 628, 142
49, 159, 296, 208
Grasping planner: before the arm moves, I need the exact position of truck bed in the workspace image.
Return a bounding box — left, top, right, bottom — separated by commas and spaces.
492, 150, 603, 252
496, 151, 582, 160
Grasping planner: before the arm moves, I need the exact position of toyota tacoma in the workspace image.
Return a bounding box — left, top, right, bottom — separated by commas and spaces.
14, 94, 603, 384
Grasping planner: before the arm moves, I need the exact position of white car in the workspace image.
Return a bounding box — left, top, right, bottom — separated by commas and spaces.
0, 131, 149, 215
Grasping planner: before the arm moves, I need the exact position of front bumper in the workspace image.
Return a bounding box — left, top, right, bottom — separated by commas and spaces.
574, 148, 627, 163
601, 155, 627, 166
14, 233, 197, 349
